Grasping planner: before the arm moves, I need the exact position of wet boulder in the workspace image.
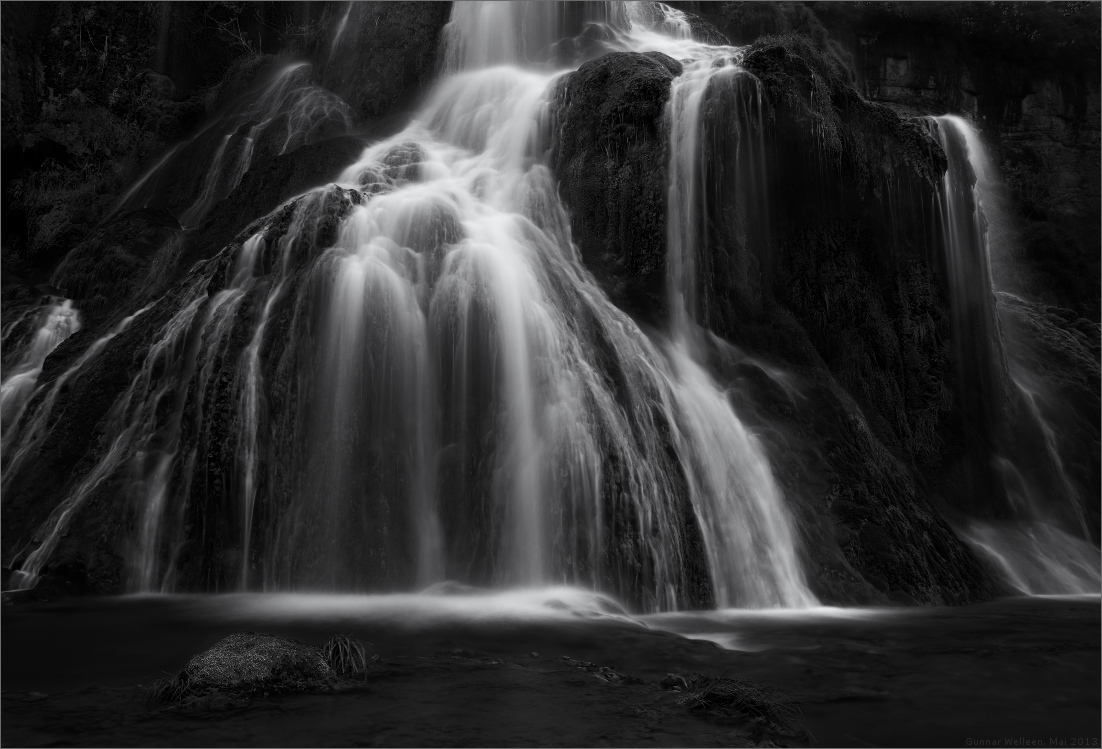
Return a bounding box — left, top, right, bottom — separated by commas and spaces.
550, 51, 682, 326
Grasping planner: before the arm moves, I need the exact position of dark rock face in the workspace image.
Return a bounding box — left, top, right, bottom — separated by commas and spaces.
733, 36, 1011, 518
550, 51, 683, 326
700, 37, 998, 597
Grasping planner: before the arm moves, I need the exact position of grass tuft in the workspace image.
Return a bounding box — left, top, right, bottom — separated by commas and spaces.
145, 671, 192, 704
322, 634, 372, 679
673, 670, 804, 734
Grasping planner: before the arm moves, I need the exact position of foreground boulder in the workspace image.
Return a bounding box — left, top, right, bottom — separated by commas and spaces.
150, 633, 340, 702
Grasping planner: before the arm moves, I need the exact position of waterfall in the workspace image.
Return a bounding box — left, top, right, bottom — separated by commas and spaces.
443, 1, 622, 71
925, 116, 1011, 483
8, 1, 816, 609
925, 115, 1100, 595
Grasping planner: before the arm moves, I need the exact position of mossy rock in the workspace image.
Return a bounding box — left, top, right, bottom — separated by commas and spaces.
159, 632, 340, 701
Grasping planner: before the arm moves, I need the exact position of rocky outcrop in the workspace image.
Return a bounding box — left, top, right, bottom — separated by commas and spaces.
727, 37, 1001, 601
701, 36, 955, 466
550, 51, 682, 326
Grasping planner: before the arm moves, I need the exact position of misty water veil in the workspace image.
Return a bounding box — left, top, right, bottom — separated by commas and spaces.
2, 1, 1098, 608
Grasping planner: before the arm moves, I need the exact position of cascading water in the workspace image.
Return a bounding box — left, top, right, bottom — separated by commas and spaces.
663, 43, 814, 607
7, 1, 816, 609
925, 115, 1100, 595
0, 300, 81, 444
